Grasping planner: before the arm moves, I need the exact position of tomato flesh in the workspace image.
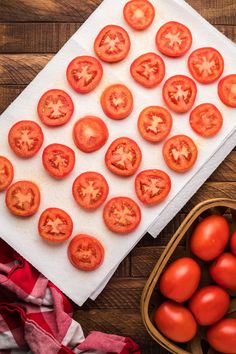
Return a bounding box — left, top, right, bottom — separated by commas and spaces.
230, 230, 236, 256
218, 74, 236, 107
210, 252, 236, 291
101, 84, 133, 120
207, 318, 236, 354
0, 156, 14, 192
123, 0, 155, 30
190, 103, 223, 137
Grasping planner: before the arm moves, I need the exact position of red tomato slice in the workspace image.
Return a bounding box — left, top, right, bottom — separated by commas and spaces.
130, 53, 165, 88
101, 84, 133, 120
37, 89, 74, 126
66, 56, 103, 94
73, 116, 109, 153
0, 156, 14, 192
189, 103, 223, 137
163, 75, 197, 113
94, 25, 131, 63
5, 180, 40, 217
156, 21, 192, 58
105, 137, 142, 177
68, 234, 104, 271
163, 135, 198, 173
72, 172, 109, 210
103, 197, 141, 234
123, 0, 155, 31
8, 120, 44, 158
38, 208, 73, 243
138, 106, 172, 142
218, 74, 236, 108
135, 169, 171, 205
42, 144, 75, 179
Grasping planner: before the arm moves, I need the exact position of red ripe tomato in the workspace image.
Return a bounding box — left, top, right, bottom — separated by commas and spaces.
8, 120, 44, 158
188, 285, 230, 326
5, 180, 40, 217
72, 172, 109, 210
156, 22, 192, 58
159, 257, 201, 302
101, 84, 133, 120
163, 135, 198, 173
94, 25, 130, 63
138, 106, 172, 143
230, 230, 236, 256
188, 47, 224, 84
189, 103, 223, 138
66, 56, 103, 94
68, 234, 104, 271
37, 89, 74, 126
210, 253, 236, 291
154, 301, 197, 343
42, 144, 75, 179
190, 215, 229, 261
105, 137, 142, 177
73, 116, 109, 153
103, 197, 141, 234
218, 74, 236, 108
0, 156, 14, 192
38, 208, 73, 243
130, 53, 165, 88
207, 318, 236, 354
123, 0, 155, 31
135, 169, 171, 205
162, 75, 197, 113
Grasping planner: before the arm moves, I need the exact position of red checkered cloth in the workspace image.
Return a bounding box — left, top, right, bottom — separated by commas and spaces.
0, 239, 140, 354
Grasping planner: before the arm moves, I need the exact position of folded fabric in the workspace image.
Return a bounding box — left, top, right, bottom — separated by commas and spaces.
0, 239, 140, 354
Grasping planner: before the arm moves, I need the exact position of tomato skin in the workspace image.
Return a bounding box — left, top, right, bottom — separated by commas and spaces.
230, 231, 236, 256
210, 253, 236, 291
101, 84, 133, 120
0, 156, 14, 192
207, 318, 236, 354
190, 215, 229, 261
154, 301, 197, 343
188, 285, 229, 326
218, 74, 236, 108
123, 0, 155, 31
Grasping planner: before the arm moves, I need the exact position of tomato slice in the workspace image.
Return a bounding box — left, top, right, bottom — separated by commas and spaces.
5, 180, 40, 217
8, 120, 44, 158
218, 74, 236, 108
188, 47, 224, 84
130, 53, 165, 88
103, 197, 141, 234
163, 75, 197, 113
135, 169, 171, 205
156, 21, 192, 58
94, 25, 131, 63
38, 208, 73, 243
68, 234, 104, 271
101, 84, 133, 120
42, 144, 75, 179
66, 56, 103, 94
105, 137, 142, 177
190, 103, 223, 137
72, 172, 109, 210
123, 0, 155, 31
73, 116, 109, 153
138, 106, 172, 142
163, 135, 198, 173
0, 156, 14, 192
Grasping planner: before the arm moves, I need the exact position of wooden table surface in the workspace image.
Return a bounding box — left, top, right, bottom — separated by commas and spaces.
0, 1, 236, 353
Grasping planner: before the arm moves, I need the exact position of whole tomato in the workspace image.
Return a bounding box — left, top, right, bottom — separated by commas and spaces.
230, 230, 236, 256
190, 215, 229, 261
209, 252, 236, 291
207, 318, 236, 353
159, 257, 201, 302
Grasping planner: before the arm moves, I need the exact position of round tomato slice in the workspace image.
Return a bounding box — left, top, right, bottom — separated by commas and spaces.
105, 137, 142, 177
66, 56, 103, 94
190, 103, 223, 137
163, 135, 198, 173
138, 106, 172, 142
5, 180, 40, 217
37, 89, 74, 127
72, 172, 109, 210
130, 53, 165, 88
188, 47, 224, 84
101, 84, 133, 120
218, 74, 236, 108
8, 120, 44, 158
94, 25, 131, 63
156, 21, 192, 58
68, 234, 104, 271
73, 116, 109, 153
123, 0, 155, 31
38, 208, 73, 243
0, 156, 14, 192
103, 197, 141, 234
42, 144, 75, 179
163, 75, 197, 113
